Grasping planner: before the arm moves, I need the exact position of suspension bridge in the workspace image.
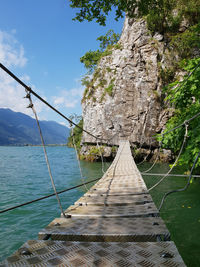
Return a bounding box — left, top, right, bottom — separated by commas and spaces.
1, 140, 185, 266
2, 62, 199, 265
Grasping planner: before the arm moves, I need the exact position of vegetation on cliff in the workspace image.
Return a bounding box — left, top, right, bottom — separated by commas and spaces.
80, 29, 120, 102
80, 29, 120, 73
67, 116, 83, 150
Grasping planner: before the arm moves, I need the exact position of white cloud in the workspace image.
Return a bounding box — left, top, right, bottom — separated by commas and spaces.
0, 69, 32, 115
0, 29, 83, 122
54, 96, 65, 105
65, 99, 78, 108
0, 70, 46, 117
52, 86, 84, 109
0, 30, 27, 67
0, 30, 46, 118
70, 87, 84, 97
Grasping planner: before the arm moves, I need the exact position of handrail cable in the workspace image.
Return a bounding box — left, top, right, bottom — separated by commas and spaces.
70, 124, 89, 191
159, 150, 200, 211
142, 136, 164, 173
162, 111, 200, 136
137, 137, 153, 166
135, 100, 154, 165
25, 91, 66, 217
141, 172, 200, 178
97, 140, 105, 174
141, 109, 200, 173
148, 122, 188, 192
0, 177, 100, 214
132, 135, 145, 160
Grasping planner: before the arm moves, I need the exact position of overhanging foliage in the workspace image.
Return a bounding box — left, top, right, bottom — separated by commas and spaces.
161, 57, 200, 169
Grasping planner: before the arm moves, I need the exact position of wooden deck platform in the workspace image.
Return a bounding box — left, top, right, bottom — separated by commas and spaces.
0, 140, 186, 266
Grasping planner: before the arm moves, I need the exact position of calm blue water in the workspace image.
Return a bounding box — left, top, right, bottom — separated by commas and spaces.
0, 146, 200, 266
0, 146, 110, 262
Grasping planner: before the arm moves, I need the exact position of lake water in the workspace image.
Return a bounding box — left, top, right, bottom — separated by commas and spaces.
0, 146, 199, 266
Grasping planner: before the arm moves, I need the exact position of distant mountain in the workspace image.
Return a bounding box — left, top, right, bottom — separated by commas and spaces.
0, 108, 70, 145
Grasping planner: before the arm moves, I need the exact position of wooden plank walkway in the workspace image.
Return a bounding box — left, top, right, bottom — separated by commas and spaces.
1, 140, 186, 266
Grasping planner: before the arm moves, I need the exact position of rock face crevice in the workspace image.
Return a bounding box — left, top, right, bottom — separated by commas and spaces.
81, 17, 171, 153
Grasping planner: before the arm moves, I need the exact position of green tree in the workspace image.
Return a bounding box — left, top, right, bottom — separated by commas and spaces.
80, 29, 120, 73
69, 0, 200, 33
97, 30, 120, 51
161, 57, 200, 169
80, 49, 102, 72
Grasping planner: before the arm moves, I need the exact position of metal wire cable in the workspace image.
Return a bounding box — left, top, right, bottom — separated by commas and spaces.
137, 137, 153, 166
96, 140, 106, 174
132, 135, 145, 160
141, 172, 200, 178
142, 136, 164, 173
25, 91, 66, 217
159, 150, 200, 211
141, 110, 200, 173
148, 123, 188, 192
0, 177, 100, 214
71, 125, 89, 191
135, 101, 154, 165
109, 141, 126, 179
162, 111, 200, 136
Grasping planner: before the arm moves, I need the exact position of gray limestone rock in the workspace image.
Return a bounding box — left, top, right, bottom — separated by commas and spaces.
81, 17, 174, 161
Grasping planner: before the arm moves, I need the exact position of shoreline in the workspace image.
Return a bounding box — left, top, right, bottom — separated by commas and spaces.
0, 144, 68, 147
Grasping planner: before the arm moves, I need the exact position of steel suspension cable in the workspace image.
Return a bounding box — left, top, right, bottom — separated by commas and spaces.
96, 140, 105, 174
134, 101, 154, 165
141, 110, 200, 173
159, 150, 200, 211
142, 136, 164, 173
162, 111, 200, 136
141, 172, 200, 178
25, 91, 66, 217
148, 122, 188, 192
137, 137, 153, 166
71, 125, 89, 191
133, 135, 144, 160
0, 177, 100, 214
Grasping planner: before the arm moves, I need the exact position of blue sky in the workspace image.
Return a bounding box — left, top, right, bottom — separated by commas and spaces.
0, 0, 124, 126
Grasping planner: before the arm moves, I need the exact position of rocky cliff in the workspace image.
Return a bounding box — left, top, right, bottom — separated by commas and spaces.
81, 17, 173, 160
